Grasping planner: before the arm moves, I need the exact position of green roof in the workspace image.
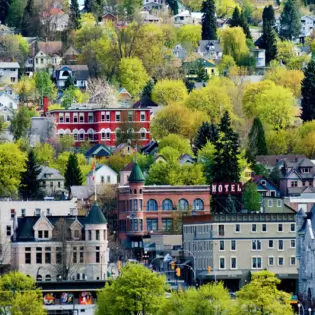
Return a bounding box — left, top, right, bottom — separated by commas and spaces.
128, 163, 145, 183
86, 202, 107, 224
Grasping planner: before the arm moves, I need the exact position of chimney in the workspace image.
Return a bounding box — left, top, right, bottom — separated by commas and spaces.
43, 96, 49, 113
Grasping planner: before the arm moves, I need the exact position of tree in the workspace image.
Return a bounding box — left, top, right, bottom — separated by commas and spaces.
0, 143, 26, 197
198, 141, 216, 184
234, 270, 293, 314
242, 182, 261, 211
9, 106, 32, 140
64, 153, 83, 194
246, 117, 268, 164
6, 0, 27, 29
119, 57, 150, 97
35, 71, 57, 101
194, 122, 219, 153
201, 0, 217, 40
166, 0, 178, 14
84, 0, 105, 21
218, 55, 236, 75
269, 166, 281, 187
33, 143, 55, 166
19, 150, 42, 200
87, 78, 118, 106
69, 0, 81, 30
21, 0, 41, 37
61, 87, 88, 109
262, 4, 275, 25
177, 25, 202, 51
260, 17, 277, 64
279, 0, 301, 40
0, 0, 10, 25
301, 60, 315, 122
159, 134, 193, 156
151, 79, 188, 106
230, 7, 251, 39
0, 272, 45, 315
96, 263, 166, 315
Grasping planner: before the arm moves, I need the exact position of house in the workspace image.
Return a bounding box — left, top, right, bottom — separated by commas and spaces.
143, 0, 165, 11
0, 89, 19, 110
172, 44, 187, 60
118, 88, 133, 107
296, 206, 315, 308
86, 164, 118, 186
252, 175, 280, 197
102, 13, 118, 23
197, 40, 223, 61
140, 11, 161, 23
85, 144, 112, 161
63, 46, 80, 64
54, 65, 89, 89
34, 41, 63, 72
173, 10, 202, 25
179, 154, 196, 165
0, 62, 19, 85
182, 58, 218, 78
113, 143, 136, 155
0, 103, 13, 123
256, 155, 306, 172
183, 209, 298, 291
41, 8, 69, 32
11, 203, 109, 282
154, 154, 167, 164
141, 140, 158, 155
48, 106, 151, 147
117, 163, 210, 259
251, 48, 266, 68
300, 16, 315, 42
38, 166, 66, 197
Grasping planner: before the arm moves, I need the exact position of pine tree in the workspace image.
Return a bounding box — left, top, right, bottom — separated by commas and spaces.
240, 12, 252, 39
142, 80, 155, 99
84, 0, 92, 12
246, 117, 268, 164
19, 150, 42, 200
262, 5, 275, 26
194, 122, 219, 153
261, 20, 277, 64
69, 0, 81, 30
0, 0, 10, 24
21, 0, 41, 37
201, 0, 217, 40
196, 63, 209, 82
166, 0, 178, 15
301, 60, 315, 122
230, 7, 251, 39
64, 153, 83, 195
280, 0, 301, 40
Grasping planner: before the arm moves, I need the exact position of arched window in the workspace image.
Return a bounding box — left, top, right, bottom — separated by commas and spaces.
193, 199, 204, 210
45, 274, 51, 281
36, 275, 42, 282
134, 189, 137, 194
147, 199, 158, 211
140, 128, 146, 139
178, 199, 189, 210
162, 199, 173, 211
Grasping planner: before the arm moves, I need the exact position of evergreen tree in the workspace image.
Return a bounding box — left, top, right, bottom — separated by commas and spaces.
196, 63, 209, 82
230, 7, 251, 39
166, 0, 178, 15
142, 79, 155, 99
269, 166, 281, 187
84, 0, 92, 12
279, 0, 301, 40
84, 0, 104, 21
301, 60, 315, 122
260, 20, 277, 64
201, 0, 217, 40
21, 0, 41, 37
64, 153, 83, 195
240, 12, 252, 39
194, 122, 219, 153
69, 0, 81, 30
6, 0, 27, 29
19, 150, 42, 200
246, 117, 268, 164
262, 5, 275, 26
0, 0, 10, 24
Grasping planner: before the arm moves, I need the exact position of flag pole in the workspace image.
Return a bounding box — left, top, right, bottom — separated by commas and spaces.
91, 155, 97, 202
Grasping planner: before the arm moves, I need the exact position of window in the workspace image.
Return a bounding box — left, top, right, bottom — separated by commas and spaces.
74, 230, 80, 238
73, 132, 78, 141
25, 247, 31, 264
290, 223, 295, 232
291, 181, 298, 187
252, 240, 261, 251
278, 224, 283, 232
44, 230, 48, 238
219, 257, 225, 269
88, 230, 92, 240
101, 132, 105, 140
290, 239, 296, 248
147, 199, 158, 211
80, 247, 84, 263
278, 257, 284, 266
21, 208, 25, 217
101, 112, 105, 122
56, 247, 62, 264
73, 247, 77, 263
277, 200, 282, 207
268, 256, 274, 266
59, 114, 64, 123
218, 225, 224, 236
268, 200, 273, 207
301, 167, 310, 173
45, 275, 51, 281
262, 224, 267, 232
290, 256, 296, 265
115, 111, 120, 121
268, 240, 274, 248
36, 247, 42, 264
140, 111, 145, 121
140, 128, 146, 139
162, 199, 173, 210
231, 240, 236, 251
88, 113, 94, 123
73, 114, 78, 123
65, 114, 70, 123
219, 240, 225, 251
96, 230, 100, 240
128, 111, 133, 122
106, 112, 110, 121
147, 219, 158, 231
278, 240, 284, 250
193, 199, 204, 210
96, 246, 100, 263
235, 224, 240, 232
162, 219, 173, 232
252, 224, 257, 232
252, 257, 262, 269
6, 225, 11, 236
45, 247, 51, 264
231, 257, 237, 269
178, 199, 189, 210
107, 176, 110, 183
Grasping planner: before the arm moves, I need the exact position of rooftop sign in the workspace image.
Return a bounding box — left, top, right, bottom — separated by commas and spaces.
211, 182, 242, 195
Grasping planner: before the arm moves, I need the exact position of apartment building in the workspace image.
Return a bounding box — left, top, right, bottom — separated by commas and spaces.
183, 210, 298, 291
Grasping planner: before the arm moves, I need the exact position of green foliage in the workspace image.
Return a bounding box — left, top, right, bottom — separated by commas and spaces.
69, 0, 81, 30
269, 166, 281, 187
166, 0, 179, 14
96, 263, 166, 315
266, 129, 288, 155
260, 20, 277, 64
9, 106, 31, 141
106, 154, 133, 174
234, 270, 293, 314
177, 25, 202, 51
11, 291, 47, 315
262, 5, 275, 25
0, 143, 26, 197
0, 0, 10, 25
198, 141, 216, 184
21, 0, 41, 37
301, 60, 315, 122
64, 153, 83, 193
35, 71, 57, 100
33, 143, 55, 166
19, 150, 42, 200
242, 182, 261, 211
194, 122, 219, 153
218, 55, 236, 75
201, 0, 217, 40
230, 7, 252, 39
119, 57, 150, 97
280, 0, 301, 40
58, 135, 75, 153
151, 79, 188, 106
7, 0, 27, 29
61, 87, 88, 109
159, 134, 193, 156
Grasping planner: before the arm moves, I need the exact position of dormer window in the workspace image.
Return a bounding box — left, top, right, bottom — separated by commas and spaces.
38, 230, 49, 239
301, 167, 310, 173
261, 180, 266, 186
74, 230, 80, 239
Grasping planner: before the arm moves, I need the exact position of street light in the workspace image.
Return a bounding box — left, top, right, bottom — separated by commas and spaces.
298, 303, 305, 315
180, 249, 196, 284
308, 308, 312, 315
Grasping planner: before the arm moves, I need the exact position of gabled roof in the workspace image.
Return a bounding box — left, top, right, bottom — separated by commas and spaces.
0, 62, 20, 69
198, 40, 222, 53
64, 46, 79, 56
128, 163, 145, 183
133, 96, 158, 108
86, 164, 117, 177
85, 202, 107, 224
38, 41, 63, 56
141, 141, 158, 155
85, 144, 112, 158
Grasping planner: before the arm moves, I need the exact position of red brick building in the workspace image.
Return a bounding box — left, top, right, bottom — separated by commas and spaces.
117, 163, 211, 256
48, 107, 151, 146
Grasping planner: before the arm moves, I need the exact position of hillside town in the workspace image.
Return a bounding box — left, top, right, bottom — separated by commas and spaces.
1, 0, 315, 314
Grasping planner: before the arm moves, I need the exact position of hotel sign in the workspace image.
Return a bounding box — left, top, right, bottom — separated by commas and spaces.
211, 182, 242, 195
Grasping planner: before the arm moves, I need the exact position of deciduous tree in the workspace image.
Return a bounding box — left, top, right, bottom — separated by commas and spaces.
33, 143, 55, 166
159, 134, 193, 156
201, 0, 217, 40
177, 24, 202, 50
10, 106, 32, 140
242, 182, 261, 211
